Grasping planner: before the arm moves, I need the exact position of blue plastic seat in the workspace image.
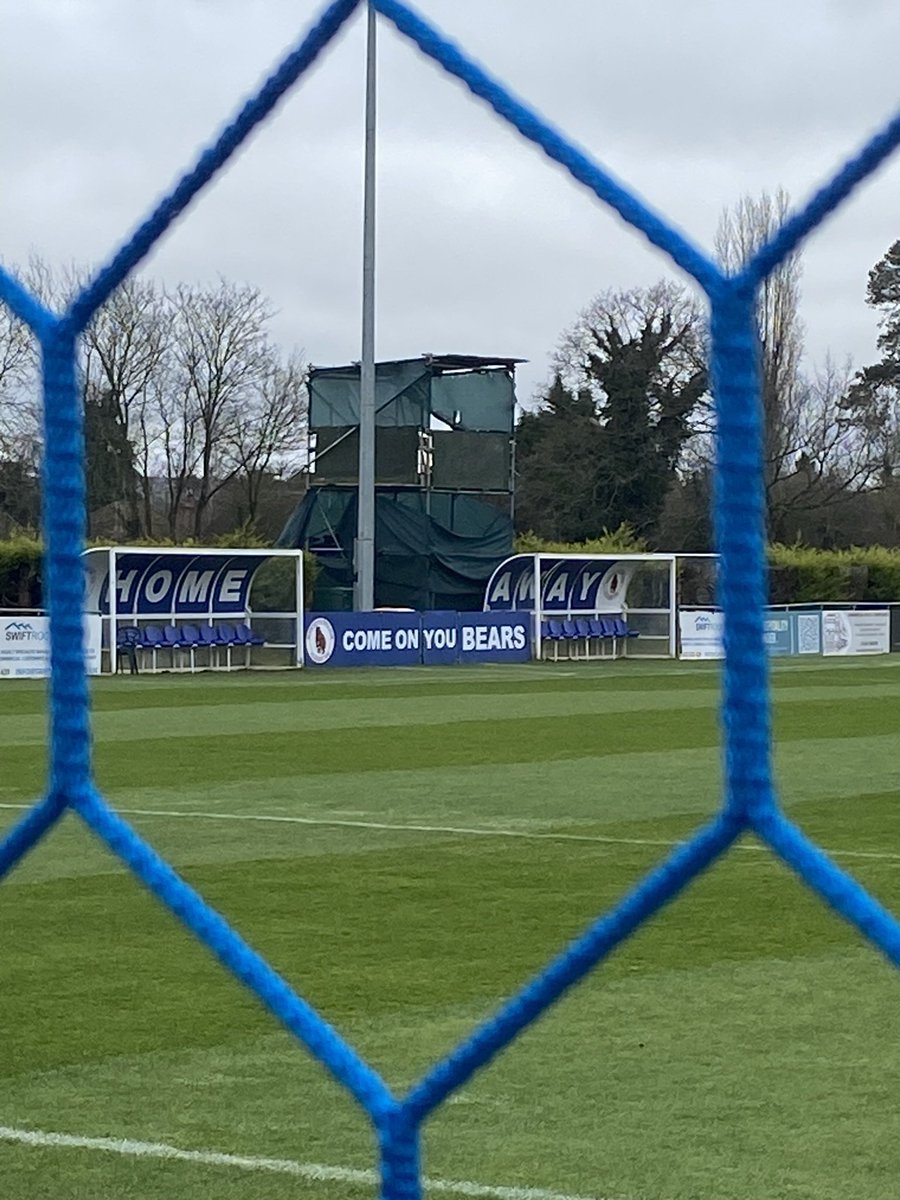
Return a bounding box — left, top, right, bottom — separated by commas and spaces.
177, 624, 204, 672
138, 625, 165, 671
543, 618, 565, 660
234, 623, 265, 646
612, 616, 639, 639
195, 624, 225, 669
574, 617, 597, 659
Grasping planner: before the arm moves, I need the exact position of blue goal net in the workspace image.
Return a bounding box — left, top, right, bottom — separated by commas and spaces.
2, 3, 900, 1197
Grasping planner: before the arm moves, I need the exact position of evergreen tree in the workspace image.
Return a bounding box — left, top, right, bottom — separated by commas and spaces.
845, 240, 900, 484
516, 284, 708, 541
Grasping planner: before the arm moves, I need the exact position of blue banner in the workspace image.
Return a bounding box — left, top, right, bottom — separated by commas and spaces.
85, 552, 266, 616
483, 555, 637, 614
303, 611, 531, 668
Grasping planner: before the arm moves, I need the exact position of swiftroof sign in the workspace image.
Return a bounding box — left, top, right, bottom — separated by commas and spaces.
303, 611, 531, 668
1, 615, 102, 678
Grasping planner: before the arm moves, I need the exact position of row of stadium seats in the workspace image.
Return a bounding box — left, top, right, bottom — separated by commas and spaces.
541, 615, 639, 661
115, 622, 265, 673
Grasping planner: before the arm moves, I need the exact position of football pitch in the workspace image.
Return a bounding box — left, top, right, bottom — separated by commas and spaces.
2, 658, 900, 1200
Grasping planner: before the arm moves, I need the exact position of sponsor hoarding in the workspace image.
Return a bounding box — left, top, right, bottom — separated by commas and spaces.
678, 610, 725, 659
679, 608, 887, 659
303, 611, 531, 668
821, 609, 889, 656
0, 615, 102, 678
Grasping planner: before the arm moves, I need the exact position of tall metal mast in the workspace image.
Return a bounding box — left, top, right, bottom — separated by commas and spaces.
355, 1, 377, 610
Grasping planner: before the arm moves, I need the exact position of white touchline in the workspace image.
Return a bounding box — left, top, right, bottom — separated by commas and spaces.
1, 802, 899, 862
0, 1125, 614, 1200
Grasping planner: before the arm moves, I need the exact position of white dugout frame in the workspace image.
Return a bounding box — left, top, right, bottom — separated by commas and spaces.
82, 546, 305, 674
522, 552, 678, 661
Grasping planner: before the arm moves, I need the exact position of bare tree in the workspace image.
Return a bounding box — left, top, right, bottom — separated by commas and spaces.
166, 281, 275, 536
716, 188, 805, 538
224, 351, 307, 526
0, 261, 308, 540
81, 277, 169, 536
0, 261, 43, 531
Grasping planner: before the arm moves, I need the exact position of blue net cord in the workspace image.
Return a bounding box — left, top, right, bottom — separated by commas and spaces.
1, 3, 900, 1198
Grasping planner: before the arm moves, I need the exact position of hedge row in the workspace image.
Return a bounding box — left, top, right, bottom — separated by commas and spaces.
7, 535, 900, 610
0, 536, 318, 610
767, 545, 900, 604
517, 534, 900, 605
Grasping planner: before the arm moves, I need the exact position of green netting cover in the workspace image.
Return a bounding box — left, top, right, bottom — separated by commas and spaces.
309, 358, 516, 433
309, 361, 431, 428
277, 487, 513, 611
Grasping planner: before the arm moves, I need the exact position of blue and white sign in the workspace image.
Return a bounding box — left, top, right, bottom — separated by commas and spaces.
484, 555, 636, 614
678, 609, 725, 659
0, 615, 102, 678
303, 611, 531, 668
680, 609, 836, 659
85, 552, 265, 616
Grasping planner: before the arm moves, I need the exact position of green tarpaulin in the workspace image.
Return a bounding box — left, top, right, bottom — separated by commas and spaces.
278, 487, 513, 611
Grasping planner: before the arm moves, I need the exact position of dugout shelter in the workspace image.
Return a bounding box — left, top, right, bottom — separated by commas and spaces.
83, 546, 305, 673
484, 552, 680, 659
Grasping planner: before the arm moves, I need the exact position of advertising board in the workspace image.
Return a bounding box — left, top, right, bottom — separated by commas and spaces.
303, 611, 531, 668
0, 615, 102, 678
679, 609, 825, 659
678, 610, 725, 659
821, 609, 889, 656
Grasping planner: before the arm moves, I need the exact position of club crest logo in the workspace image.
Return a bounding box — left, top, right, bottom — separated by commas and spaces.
305, 617, 336, 664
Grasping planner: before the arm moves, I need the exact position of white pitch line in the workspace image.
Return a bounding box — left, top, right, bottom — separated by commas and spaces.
0, 803, 678, 849
2, 802, 899, 863
0, 1125, 611, 1200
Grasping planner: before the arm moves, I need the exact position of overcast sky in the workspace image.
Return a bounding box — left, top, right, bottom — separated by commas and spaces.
2, 0, 900, 406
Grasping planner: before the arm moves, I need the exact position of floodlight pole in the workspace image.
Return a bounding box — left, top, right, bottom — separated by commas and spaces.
355, 1, 377, 611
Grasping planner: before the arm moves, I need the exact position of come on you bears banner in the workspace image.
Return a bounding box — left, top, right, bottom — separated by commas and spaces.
304, 611, 531, 667
1, 614, 102, 678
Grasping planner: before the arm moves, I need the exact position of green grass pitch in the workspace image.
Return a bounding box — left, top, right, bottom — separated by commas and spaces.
2, 657, 900, 1200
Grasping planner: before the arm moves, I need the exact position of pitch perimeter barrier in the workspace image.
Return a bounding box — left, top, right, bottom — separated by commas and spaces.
303, 610, 530, 667
678, 606, 893, 660
3, 3, 900, 1198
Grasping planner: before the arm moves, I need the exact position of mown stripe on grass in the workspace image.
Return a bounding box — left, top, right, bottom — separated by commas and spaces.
4, 656, 900, 720
12, 679, 900, 749
2, 694, 896, 796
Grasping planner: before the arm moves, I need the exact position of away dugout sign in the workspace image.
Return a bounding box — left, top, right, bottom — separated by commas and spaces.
483, 555, 647, 613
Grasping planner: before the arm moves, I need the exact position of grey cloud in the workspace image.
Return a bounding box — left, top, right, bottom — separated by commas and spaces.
1, 0, 899, 405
